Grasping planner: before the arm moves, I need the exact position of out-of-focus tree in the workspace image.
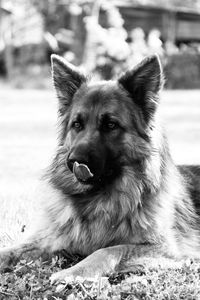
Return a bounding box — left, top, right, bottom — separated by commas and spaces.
0, 2, 13, 77
147, 29, 164, 57
1, 0, 45, 68
128, 28, 148, 66
82, 1, 129, 74
28, 0, 129, 75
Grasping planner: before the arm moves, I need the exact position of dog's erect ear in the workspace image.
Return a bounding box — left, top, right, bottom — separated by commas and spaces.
51, 54, 87, 114
118, 54, 163, 123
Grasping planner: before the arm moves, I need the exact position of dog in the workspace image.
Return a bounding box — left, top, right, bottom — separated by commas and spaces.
0, 54, 200, 285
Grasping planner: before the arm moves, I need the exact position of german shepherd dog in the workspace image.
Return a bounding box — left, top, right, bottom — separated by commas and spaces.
1, 54, 200, 285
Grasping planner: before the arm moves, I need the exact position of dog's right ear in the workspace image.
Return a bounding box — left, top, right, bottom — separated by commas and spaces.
51, 54, 87, 114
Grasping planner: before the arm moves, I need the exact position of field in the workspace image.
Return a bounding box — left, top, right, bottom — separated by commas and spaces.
0, 89, 200, 299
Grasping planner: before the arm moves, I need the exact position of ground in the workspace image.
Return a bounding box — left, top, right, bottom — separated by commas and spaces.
0, 89, 200, 299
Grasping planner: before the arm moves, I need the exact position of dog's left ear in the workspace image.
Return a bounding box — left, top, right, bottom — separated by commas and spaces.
118, 54, 163, 123
51, 54, 87, 114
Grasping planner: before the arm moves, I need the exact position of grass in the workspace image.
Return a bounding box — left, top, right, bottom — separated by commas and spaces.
0, 89, 57, 246
0, 88, 200, 299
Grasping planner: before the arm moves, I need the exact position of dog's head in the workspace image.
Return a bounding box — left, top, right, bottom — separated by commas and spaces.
50, 54, 163, 194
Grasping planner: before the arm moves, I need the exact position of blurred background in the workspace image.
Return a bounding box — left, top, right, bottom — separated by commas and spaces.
1, 0, 200, 86
0, 0, 200, 245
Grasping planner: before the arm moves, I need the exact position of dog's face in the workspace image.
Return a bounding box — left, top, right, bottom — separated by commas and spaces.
66, 83, 130, 184
50, 55, 163, 194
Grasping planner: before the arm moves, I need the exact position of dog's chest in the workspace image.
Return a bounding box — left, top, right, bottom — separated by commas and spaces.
45, 192, 156, 255
59, 205, 154, 255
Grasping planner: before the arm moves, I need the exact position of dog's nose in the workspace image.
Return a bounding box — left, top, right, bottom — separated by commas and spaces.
67, 152, 94, 182
67, 152, 89, 173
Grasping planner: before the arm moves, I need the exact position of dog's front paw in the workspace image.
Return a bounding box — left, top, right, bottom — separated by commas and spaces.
50, 269, 77, 285
50, 248, 116, 286
50, 264, 100, 286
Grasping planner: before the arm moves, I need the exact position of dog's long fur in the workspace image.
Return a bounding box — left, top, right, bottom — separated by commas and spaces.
1, 54, 200, 283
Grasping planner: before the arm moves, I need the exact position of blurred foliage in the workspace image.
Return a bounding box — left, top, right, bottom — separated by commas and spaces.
1, 0, 200, 88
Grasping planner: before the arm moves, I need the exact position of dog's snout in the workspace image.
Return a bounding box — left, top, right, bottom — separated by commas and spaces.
66, 141, 107, 184
67, 148, 89, 172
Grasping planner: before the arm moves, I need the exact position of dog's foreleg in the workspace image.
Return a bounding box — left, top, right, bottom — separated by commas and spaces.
50, 243, 167, 284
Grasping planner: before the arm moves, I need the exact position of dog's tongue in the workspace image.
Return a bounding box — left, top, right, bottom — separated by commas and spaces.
73, 161, 94, 182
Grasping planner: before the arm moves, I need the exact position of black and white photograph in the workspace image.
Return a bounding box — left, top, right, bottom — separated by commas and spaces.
0, 0, 200, 299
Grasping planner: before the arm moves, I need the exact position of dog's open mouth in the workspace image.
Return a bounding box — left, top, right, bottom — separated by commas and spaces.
73, 161, 94, 184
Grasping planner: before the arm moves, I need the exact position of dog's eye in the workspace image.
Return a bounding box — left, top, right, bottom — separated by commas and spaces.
106, 121, 119, 130
72, 121, 83, 130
